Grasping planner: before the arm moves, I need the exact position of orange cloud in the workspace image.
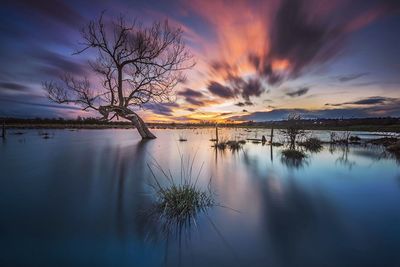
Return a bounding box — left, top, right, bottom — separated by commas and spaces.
184, 0, 271, 77
271, 58, 290, 72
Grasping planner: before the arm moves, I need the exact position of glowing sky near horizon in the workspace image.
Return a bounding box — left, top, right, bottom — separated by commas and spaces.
0, 0, 400, 122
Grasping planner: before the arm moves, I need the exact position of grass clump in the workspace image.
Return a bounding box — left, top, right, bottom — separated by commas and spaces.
147, 155, 215, 225
215, 141, 227, 150
387, 141, 400, 161
281, 149, 307, 159
368, 137, 398, 147
387, 141, 400, 152
281, 149, 308, 169
349, 136, 361, 143
212, 139, 228, 150
226, 140, 243, 151
299, 137, 323, 152
213, 140, 245, 151
38, 131, 53, 139
156, 184, 214, 221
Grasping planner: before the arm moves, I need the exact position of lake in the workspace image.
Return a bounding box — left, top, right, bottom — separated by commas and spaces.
1, 128, 400, 267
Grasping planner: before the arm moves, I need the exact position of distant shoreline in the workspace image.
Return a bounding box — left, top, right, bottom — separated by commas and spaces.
3, 123, 400, 132
2, 117, 399, 132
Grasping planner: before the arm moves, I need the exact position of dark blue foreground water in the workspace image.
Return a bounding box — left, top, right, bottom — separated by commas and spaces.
1, 128, 399, 267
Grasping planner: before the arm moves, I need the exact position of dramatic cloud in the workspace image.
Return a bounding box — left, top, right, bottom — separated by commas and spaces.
12, 0, 84, 28
178, 88, 203, 98
230, 105, 400, 121
326, 96, 397, 106
286, 87, 309, 97
0, 82, 30, 92
0, 0, 399, 119
235, 101, 253, 107
0, 95, 83, 118
247, 0, 400, 85
237, 77, 264, 101
178, 88, 205, 106
336, 72, 369, 82
207, 76, 265, 103
207, 81, 235, 98
145, 102, 179, 116
31, 48, 87, 76
250, 0, 342, 84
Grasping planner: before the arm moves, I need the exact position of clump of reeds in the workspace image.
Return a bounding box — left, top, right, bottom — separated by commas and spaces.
349, 136, 361, 143
147, 156, 214, 224
280, 149, 308, 169
213, 140, 245, 151
226, 140, 243, 151
281, 149, 307, 160
155, 184, 214, 221
387, 141, 400, 161
38, 131, 53, 139
213, 139, 227, 150
330, 131, 351, 144
298, 137, 323, 152
368, 137, 398, 147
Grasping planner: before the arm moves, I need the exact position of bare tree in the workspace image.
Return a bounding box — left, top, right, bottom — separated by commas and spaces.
43, 12, 194, 139
280, 113, 305, 149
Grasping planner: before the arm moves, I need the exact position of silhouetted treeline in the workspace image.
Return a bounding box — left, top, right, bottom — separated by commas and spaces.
242, 117, 400, 128
1, 117, 131, 125
1, 116, 399, 132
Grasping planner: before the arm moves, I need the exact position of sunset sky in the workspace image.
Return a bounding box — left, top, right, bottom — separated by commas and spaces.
1, 0, 400, 122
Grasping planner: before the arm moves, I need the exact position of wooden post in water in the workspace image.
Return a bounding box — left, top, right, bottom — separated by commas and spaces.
270, 127, 274, 144
215, 124, 219, 143
270, 142, 273, 162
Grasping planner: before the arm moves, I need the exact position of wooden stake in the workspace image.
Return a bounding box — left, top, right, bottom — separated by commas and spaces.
270, 126, 274, 144
215, 124, 219, 143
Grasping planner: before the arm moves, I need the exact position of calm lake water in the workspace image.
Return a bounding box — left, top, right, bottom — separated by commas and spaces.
1, 128, 400, 267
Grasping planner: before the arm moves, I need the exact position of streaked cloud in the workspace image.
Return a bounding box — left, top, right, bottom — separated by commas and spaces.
325, 96, 397, 106
0, 82, 30, 92
207, 81, 235, 99
0, 0, 399, 120
335, 72, 369, 82
286, 87, 309, 97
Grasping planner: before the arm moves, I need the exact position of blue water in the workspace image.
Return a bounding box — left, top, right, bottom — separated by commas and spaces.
0, 128, 399, 267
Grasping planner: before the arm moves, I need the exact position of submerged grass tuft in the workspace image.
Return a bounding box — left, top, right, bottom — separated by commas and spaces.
226, 140, 243, 151
387, 141, 400, 161
281, 149, 308, 169
213, 139, 245, 151
147, 154, 215, 225
298, 137, 323, 152
281, 149, 307, 159
156, 184, 214, 221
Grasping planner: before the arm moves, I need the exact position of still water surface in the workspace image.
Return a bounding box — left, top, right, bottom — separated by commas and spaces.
1, 128, 399, 267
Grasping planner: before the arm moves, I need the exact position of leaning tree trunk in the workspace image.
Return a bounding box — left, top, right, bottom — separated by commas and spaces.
122, 111, 156, 139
